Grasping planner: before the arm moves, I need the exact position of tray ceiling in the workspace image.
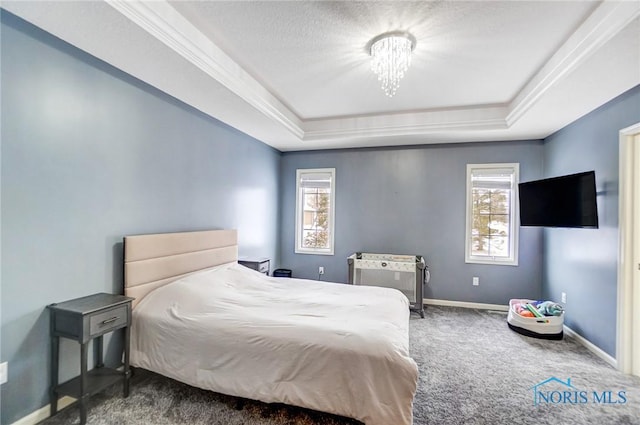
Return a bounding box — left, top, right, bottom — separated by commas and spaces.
3, 1, 639, 151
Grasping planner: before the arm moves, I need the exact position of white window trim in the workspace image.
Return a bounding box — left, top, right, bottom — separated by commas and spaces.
295, 168, 336, 255
465, 163, 519, 266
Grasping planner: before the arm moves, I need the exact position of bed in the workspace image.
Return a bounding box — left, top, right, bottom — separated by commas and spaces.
124, 229, 419, 425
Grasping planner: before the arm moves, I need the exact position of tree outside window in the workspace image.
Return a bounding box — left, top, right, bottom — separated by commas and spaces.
295, 169, 335, 255
465, 164, 519, 265
471, 188, 510, 258
302, 188, 330, 249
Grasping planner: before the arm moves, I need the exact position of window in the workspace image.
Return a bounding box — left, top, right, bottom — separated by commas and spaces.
465, 163, 519, 265
295, 168, 336, 255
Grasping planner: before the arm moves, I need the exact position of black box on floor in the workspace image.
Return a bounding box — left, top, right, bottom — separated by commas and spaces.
273, 269, 292, 278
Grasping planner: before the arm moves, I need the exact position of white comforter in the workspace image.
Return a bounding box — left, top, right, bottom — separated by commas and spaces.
130, 263, 419, 425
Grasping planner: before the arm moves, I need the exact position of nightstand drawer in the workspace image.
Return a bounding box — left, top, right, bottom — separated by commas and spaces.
258, 261, 270, 273
89, 305, 128, 336
238, 259, 270, 275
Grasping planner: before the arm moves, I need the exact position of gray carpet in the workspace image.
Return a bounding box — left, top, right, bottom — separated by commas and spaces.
41, 306, 640, 425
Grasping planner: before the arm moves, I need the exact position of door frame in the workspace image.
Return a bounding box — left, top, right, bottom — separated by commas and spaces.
617, 122, 640, 375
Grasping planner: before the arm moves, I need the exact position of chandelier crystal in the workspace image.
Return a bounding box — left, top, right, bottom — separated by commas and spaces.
369, 32, 416, 97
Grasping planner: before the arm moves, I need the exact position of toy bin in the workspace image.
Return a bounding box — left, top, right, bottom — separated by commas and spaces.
507, 299, 564, 340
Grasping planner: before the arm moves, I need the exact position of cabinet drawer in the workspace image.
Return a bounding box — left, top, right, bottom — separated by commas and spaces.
89, 306, 128, 336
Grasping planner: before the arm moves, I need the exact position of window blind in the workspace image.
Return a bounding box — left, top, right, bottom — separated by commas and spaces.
470, 168, 514, 190
299, 172, 332, 189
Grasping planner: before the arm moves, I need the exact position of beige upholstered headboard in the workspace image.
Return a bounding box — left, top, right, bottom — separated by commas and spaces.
124, 229, 237, 308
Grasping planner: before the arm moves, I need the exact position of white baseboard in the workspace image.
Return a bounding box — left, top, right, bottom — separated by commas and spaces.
424, 300, 617, 368
424, 298, 509, 311
10, 366, 123, 425
11, 396, 76, 425
563, 325, 617, 368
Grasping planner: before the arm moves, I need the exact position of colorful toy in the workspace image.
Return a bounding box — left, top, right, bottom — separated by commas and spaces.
525, 303, 545, 318
536, 301, 564, 316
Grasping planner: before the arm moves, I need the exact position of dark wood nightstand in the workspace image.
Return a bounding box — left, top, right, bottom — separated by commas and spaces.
48, 293, 134, 425
238, 258, 270, 275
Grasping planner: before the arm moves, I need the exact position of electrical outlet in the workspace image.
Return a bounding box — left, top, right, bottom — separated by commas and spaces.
318, 266, 324, 275
472, 277, 479, 286
561, 292, 567, 303
0, 362, 7, 385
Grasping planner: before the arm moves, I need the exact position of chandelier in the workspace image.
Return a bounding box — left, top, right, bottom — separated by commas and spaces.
368, 32, 416, 97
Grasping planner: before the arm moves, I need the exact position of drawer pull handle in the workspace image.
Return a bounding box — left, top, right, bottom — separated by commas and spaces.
101, 317, 118, 325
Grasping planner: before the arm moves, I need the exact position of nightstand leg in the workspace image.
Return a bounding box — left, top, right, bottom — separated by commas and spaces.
123, 325, 131, 397
79, 342, 88, 425
50, 335, 59, 416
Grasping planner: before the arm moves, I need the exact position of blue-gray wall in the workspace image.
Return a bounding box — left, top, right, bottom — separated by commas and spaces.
542, 85, 640, 357
2, 6, 637, 424
0, 12, 280, 424
279, 141, 544, 304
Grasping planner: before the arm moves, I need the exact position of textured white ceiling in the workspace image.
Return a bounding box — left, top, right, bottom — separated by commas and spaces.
170, 1, 598, 118
3, 1, 639, 151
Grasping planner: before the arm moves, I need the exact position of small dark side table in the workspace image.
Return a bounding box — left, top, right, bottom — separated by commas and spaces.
48, 293, 133, 424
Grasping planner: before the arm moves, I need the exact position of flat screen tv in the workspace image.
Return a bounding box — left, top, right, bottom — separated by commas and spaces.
518, 171, 598, 228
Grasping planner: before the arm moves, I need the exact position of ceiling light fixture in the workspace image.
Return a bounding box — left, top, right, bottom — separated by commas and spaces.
368, 31, 416, 97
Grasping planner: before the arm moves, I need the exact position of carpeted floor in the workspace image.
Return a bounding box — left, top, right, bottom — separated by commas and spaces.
41, 306, 640, 425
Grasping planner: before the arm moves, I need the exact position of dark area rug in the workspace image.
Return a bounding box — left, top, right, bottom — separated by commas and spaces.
41, 306, 640, 425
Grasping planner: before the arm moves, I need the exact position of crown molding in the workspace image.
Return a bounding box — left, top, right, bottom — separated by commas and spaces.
105, 0, 305, 139
302, 106, 508, 142
8, 0, 635, 148
106, 0, 638, 146
106, 0, 515, 144
506, 0, 640, 127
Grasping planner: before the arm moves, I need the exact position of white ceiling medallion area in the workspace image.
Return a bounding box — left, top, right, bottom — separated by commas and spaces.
4, 1, 640, 151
